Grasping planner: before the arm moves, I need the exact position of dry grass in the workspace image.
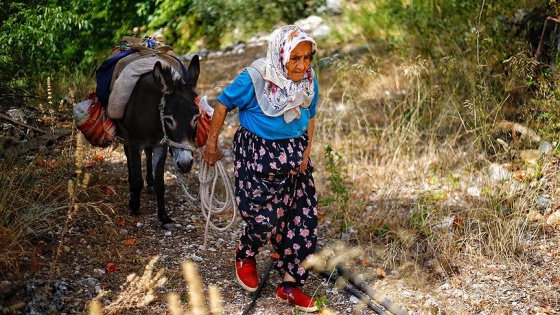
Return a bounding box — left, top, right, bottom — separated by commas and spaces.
167, 260, 223, 315
0, 93, 117, 278
2, 3, 556, 313
91, 256, 168, 314
51, 132, 116, 273
87, 248, 349, 315
0, 163, 61, 273
312, 38, 549, 280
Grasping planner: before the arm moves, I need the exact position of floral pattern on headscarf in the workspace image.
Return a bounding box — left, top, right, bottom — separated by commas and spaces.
249, 25, 316, 122
266, 25, 316, 109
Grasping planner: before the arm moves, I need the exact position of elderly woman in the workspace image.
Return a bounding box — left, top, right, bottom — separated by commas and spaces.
202, 25, 320, 312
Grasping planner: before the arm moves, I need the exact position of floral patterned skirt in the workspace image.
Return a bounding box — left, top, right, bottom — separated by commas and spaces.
233, 126, 318, 285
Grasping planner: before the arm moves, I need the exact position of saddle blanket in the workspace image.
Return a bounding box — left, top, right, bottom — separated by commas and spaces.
107, 56, 180, 119
95, 44, 188, 120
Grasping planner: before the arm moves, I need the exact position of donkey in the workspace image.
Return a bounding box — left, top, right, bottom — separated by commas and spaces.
117, 57, 200, 230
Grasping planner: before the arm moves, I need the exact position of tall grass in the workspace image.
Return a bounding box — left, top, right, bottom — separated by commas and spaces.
0, 165, 59, 272
313, 0, 554, 275
0, 73, 111, 275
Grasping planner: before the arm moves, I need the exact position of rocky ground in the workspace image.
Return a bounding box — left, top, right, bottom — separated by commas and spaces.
1, 41, 560, 315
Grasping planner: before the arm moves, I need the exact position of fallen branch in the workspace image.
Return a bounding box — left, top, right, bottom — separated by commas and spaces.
0, 112, 47, 134
241, 247, 408, 315
333, 264, 408, 315
319, 270, 389, 315
2, 129, 71, 159
309, 246, 409, 315
495, 120, 541, 142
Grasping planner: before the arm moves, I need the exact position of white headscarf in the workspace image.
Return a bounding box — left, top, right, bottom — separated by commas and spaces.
249, 25, 317, 123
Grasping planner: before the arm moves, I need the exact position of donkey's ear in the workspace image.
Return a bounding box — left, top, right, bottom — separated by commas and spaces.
186, 55, 200, 89
153, 61, 174, 94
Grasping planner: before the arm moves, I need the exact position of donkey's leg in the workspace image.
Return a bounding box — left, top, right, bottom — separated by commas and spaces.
144, 147, 154, 192
124, 145, 144, 216
152, 145, 174, 230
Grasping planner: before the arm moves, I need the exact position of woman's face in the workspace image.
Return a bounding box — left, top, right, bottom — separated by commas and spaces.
285, 41, 313, 82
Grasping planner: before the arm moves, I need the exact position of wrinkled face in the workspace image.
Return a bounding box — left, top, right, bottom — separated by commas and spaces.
285, 41, 313, 82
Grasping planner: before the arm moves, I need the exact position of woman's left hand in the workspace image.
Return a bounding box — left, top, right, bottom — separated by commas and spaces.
300, 150, 310, 173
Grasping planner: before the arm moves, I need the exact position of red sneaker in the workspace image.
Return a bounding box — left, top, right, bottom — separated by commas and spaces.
276, 285, 318, 312
235, 258, 258, 292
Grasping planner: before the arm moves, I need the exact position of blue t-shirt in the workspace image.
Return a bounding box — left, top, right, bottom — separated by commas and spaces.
217, 69, 319, 140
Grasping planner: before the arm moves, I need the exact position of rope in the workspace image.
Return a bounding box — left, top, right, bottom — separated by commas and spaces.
176, 156, 237, 250
157, 90, 235, 247
160, 93, 234, 248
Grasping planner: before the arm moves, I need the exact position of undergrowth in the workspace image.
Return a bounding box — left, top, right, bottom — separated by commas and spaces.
0, 164, 59, 273
0, 76, 111, 277
313, 0, 558, 280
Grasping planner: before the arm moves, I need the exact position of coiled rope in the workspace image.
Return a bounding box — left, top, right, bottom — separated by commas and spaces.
164, 95, 235, 249
176, 156, 237, 250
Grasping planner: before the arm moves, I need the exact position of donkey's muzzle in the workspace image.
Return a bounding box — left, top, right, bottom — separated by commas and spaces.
176, 158, 193, 173
172, 148, 194, 173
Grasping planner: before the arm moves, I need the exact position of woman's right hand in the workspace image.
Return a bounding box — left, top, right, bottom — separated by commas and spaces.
202, 144, 224, 165
201, 101, 228, 165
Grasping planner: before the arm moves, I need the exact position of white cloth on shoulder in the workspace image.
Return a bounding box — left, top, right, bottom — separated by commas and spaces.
248, 60, 313, 123
198, 95, 214, 117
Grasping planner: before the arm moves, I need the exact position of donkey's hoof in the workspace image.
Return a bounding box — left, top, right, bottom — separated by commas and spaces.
162, 222, 176, 231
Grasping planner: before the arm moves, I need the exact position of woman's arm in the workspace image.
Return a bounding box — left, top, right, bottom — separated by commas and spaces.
201, 101, 228, 165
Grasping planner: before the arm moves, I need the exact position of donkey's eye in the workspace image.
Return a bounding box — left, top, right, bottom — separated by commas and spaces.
191, 114, 200, 129
163, 116, 175, 129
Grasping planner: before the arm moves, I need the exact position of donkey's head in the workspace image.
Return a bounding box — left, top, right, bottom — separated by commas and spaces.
153, 56, 200, 173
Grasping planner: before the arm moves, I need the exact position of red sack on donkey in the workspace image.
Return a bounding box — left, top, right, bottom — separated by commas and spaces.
194, 96, 212, 148
73, 92, 116, 148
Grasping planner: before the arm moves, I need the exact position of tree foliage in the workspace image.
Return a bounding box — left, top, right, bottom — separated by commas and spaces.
145, 0, 325, 51
0, 0, 152, 88
0, 0, 325, 90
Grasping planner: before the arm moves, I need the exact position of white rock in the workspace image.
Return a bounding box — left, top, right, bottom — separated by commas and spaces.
7, 108, 27, 123
433, 216, 454, 230
489, 163, 511, 181
188, 253, 204, 262
537, 196, 550, 209
539, 141, 553, 154
439, 282, 451, 290
546, 211, 560, 229
527, 210, 543, 222
422, 297, 443, 315
294, 16, 331, 38
467, 186, 481, 197
326, 0, 343, 13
